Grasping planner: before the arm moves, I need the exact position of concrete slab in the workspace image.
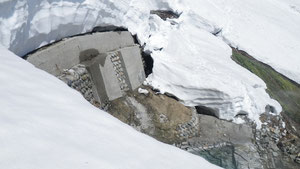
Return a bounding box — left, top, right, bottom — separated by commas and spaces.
27, 31, 135, 76
77, 31, 135, 53
83, 53, 123, 105
26, 31, 145, 105
84, 56, 109, 105
99, 53, 123, 101
119, 45, 145, 90
27, 38, 81, 76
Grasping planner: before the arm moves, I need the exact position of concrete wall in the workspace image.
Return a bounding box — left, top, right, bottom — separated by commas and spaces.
119, 46, 145, 90
84, 55, 110, 105
27, 31, 135, 76
26, 31, 145, 106
98, 53, 123, 101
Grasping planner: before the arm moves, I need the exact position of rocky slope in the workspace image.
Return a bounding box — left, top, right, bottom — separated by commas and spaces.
232, 49, 300, 127
106, 86, 300, 169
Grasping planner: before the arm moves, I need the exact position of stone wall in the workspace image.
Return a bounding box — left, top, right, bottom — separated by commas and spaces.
176, 113, 199, 139
110, 52, 129, 92
58, 64, 100, 107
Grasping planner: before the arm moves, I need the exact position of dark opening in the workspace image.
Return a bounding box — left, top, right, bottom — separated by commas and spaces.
212, 28, 222, 36
265, 105, 276, 114
235, 110, 248, 117
92, 25, 128, 33
195, 106, 219, 118
132, 34, 140, 44
150, 10, 181, 20
131, 33, 154, 77
142, 51, 154, 77
165, 92, 180, 101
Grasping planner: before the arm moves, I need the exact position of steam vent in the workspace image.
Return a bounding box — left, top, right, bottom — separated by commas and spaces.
26, 31, 145, 108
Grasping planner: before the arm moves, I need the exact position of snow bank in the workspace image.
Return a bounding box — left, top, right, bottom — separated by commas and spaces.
145, 14, 281, 125
1, 0, 296, 126
0, 44, 222, 168
178, 0, 300, 84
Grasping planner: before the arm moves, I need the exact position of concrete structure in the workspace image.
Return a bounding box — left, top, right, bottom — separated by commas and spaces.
26, 31, 145, 107
27, 31, 136, 76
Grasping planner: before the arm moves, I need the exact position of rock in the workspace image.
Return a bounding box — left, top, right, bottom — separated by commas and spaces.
272, 152, 278, 157
295, 153, 300, 164
57, 64, 97, 107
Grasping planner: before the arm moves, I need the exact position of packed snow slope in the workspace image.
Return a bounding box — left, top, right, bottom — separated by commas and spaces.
2, 0, 300, 125
181, 0, 300, 84
0, 45, 222, 169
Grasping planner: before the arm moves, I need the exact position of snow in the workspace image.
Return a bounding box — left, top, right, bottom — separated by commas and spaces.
126, 97, 153, 132
1, 0, 299, 167
145, 14, 282, 126
138, 88, 149, 95
0, 0, 299, 132
0, 45, 222, 168
179, 0, 300, 84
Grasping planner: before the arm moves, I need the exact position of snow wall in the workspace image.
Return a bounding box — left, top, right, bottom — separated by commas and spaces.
2, 0, 300, 126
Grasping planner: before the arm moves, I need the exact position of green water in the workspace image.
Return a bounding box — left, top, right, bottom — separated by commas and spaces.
231, 49, 300, 124
191, 146, 237, 169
